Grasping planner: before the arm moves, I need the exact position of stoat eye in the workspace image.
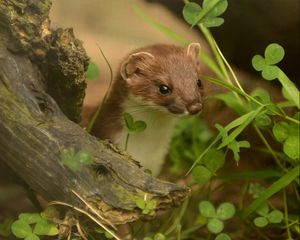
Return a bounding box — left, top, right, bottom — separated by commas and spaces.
159, 84, 172, 95
197, 79, 202, 88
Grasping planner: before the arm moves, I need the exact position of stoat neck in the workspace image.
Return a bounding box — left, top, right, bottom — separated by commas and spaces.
113, 96, 179, 176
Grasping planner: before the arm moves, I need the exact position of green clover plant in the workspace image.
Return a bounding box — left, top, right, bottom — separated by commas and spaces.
61, 147, 94, 172
254, 204, 284, 228
136, 197, 157, 215
272, 113, 300, 161
248, 183, 284, 227
252, 43, 299, 109
199, 200, 235, 239
183, 0, 228, 27
10, 211, 59, 240
123, 112, 147, 150
192, 148, 225, 184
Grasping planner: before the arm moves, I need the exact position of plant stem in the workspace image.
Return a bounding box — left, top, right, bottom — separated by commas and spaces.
253, 125, 286, 171
239, 181, 249, 211
283, 188, 292, 239
86, 45, 114, 133
199, 25, 228, 81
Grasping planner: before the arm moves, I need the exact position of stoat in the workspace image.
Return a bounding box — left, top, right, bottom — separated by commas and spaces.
91, 43, 204, 176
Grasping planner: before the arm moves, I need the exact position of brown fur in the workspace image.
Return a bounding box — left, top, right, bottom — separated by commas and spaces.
91, 44, 203, 139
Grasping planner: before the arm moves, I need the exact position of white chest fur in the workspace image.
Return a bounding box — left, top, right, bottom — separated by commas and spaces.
113, 97, 179, 176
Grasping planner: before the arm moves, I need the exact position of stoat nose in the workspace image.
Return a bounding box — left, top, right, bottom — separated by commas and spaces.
187, 103, 202, 115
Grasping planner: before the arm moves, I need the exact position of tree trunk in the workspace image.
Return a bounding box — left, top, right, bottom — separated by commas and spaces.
0, 0, 189, 225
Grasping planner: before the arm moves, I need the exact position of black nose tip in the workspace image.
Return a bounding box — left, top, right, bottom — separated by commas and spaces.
187, 103, 202, 115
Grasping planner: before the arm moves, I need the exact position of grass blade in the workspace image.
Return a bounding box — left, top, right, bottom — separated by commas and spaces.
277, 68, 300, 109
218, 106, 264, 149
240, 165, 300, 219
216, 170, 282, 180
133, 5, 189, 45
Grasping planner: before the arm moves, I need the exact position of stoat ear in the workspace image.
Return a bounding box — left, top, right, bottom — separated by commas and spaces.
120, 52, 154, 82
186, 42, 201, 59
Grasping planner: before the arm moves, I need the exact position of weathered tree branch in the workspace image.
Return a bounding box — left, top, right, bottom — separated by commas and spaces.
0, 0, 189, 224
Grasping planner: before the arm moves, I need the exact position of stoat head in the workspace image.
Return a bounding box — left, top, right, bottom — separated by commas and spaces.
120, 43, 203, 116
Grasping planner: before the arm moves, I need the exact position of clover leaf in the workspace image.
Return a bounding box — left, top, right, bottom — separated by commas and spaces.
248, 183, 266, 198
253, 201, 283, 228
192, 165, 213, 184
215, 233, 231, 240
255, 203, 269, 217
18, 214, 41, 225
283, 135, 300, 160
264, 43, 285, 65
153, 233, 166, 240
207, 218, 224, 234
123, 112, 147, 133
136, 197, 157, 215
252, 43, 285, 81
199, 201, 235, 236
267, 210, 284, 224
61, 148, 94, 172
273, 122, 300, 160
203, 148, 225, 173
11, 220, 32, 239
183, 0, 228, 28
199, 201, 216, 218
192, 148, 225, 184
33, 219, 58, 236
10, 212, 59, 240
216, 202, 236, 220
254, 217, 268, 228
254, 208, 283, 228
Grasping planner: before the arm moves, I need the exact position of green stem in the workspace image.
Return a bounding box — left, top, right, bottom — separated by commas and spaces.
253, 125, 286, 171
277, 68, 300, 109
283, 189, 292, 239
239, 181, 249, 211
86, 44, 113, 133
165, 199, 189, 236
199, 25, 228, 81
204, 76, 300, 125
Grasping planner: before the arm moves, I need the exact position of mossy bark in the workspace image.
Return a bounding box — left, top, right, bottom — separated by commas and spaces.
0, 0, 189, 224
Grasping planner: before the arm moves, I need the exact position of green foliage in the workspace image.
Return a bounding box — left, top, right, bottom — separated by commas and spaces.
61, 147, 94, 172
123, 112, 147, 133
241, 166, 299, 219
253, 203, 283, 227
192, 148, 225, 184
199, 200, 235, 235
123, 112, 147, 150
273, 117, 300, 160
10, 212, 59, 240
215, 233, 231, 240
129, 1, 300, 239
86, 61, 100, 81
94, 227, 115, 239
252, 43, 300, 108
169, 117, 214, 172
183, 0, 228, 27
0, 219, 13, 237
252, 43, 284, 80
136, 197, 157, 215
